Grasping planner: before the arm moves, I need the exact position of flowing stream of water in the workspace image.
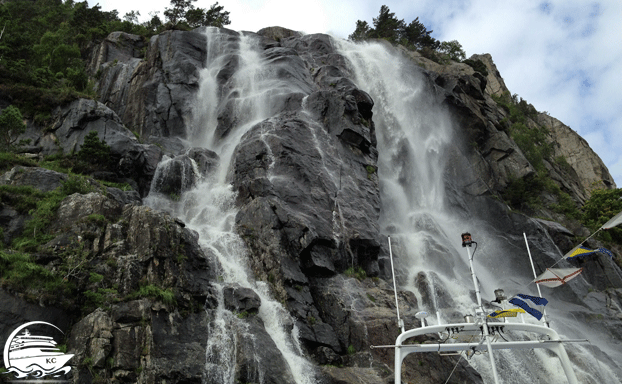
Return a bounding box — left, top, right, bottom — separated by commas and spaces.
146, 28, 315, 384
336, 39, 622, 384
143, 25, 622, 383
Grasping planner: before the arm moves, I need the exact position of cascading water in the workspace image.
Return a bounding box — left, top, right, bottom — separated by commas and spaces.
336, 39, 622, 383
146, 28, 315, 384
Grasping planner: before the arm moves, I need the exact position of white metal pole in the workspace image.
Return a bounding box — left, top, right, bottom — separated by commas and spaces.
388, 236, 405, 332
465, 245, 500, 384
523, 232, 550, 326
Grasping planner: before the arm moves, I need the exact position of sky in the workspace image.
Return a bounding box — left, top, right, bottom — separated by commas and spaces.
91, 0, 622, 186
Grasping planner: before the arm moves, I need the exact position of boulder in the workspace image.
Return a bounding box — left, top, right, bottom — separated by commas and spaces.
47, 98, 140, 156
0, 166, 67, 192
149, 154, 199, 196
223, 284, 261, 313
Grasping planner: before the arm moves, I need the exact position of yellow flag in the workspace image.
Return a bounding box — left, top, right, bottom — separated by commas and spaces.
488, 308, 526, 319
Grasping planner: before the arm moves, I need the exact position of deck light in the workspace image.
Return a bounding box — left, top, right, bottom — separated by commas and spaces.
494, 289, 506, 303
461, 232, 473, 247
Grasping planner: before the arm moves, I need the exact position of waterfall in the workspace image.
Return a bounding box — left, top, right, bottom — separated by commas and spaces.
336, 39, 622, 383
146, 28, 315, 384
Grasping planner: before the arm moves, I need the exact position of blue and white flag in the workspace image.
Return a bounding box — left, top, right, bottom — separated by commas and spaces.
598, 247, 615, 259
516, 293, 548, 306
509, 294, 548, 320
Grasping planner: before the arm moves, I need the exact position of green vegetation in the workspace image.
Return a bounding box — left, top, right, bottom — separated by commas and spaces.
0, 0, 231, 121
349, 5, 465, 64
490, 92, 569, 215
0, 150, 139, 311
9, 174, 94, 252
164, 0, 230, 29
85, 214, 108, 227
81, 356, 94, 369
0, 184, 47, 214
366, 165, 376, 179
127, 284, 176, 306
0, 106, 27, 151
582, 188, 622, 244
344, 266, 367, 281
488, 91, 622, 253
236, 311, 249, 319
463, 59, 489, 77
78, 131, 112, 166
0, 250, 65, 292
347, 345, 356, 355
84, 287, 119, 310
89, 272, 104, 283
0, 152, 38, 172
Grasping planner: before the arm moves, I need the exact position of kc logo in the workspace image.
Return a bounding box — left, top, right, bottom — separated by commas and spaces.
2, 321, 74, 379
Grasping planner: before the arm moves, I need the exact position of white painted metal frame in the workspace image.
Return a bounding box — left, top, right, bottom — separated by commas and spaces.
389, 321, 581, 384
380, 235, 585, 384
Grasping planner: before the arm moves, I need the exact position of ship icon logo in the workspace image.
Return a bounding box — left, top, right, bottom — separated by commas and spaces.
2, 321, 73, 379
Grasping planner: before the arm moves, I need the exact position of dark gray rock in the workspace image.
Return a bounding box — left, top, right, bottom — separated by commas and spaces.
149, 154, 199, 196
256, 26, 303, 42
96, 29, 208, 139
0, 289, 71, 347
52, 192, 124, 231
106, 186, 142, 205
534, 218, 576, 254
0, 166, 67, 192
47, 98, 140, 156
17, 98, 163, 197
187, 147, 219, 176
234, 316, 300, 384
87, 32, 146, 76
117, 142, 164, 196
223, 284, 261, 313
212, 43, 314, 143
233, 112, 381, 277
147, 136, 187, 156
147, 309, 209, 383
0, 205, 26, 246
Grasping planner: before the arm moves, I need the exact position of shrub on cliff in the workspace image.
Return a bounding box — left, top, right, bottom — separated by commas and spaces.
583, 188, 622, 244
0, 105, 26, 151
77, 131, 111, 166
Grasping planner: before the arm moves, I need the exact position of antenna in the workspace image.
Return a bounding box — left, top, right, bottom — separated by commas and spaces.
462, 232, 500, 383
388, 236, 405, 332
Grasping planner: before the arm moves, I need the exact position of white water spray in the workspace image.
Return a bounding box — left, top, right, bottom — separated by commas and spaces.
146, 28, 315, 384
337, 39, 622, 383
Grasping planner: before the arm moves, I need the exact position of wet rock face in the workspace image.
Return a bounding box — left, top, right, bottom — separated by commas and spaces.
230, 32, 382, 281
97, 29, 208, 140
149, 148, 219, 197
16, 97, 164, 196
53, 193, 214, 383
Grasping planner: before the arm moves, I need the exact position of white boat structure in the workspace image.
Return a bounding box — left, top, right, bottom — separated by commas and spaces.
372, 233, 588, 384
7, 328, 73, 374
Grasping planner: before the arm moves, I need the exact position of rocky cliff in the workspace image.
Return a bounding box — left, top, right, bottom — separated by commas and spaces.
1, 26, 621, 384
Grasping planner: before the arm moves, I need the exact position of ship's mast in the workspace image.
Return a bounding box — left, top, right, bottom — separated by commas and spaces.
462, 233, 500, 383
